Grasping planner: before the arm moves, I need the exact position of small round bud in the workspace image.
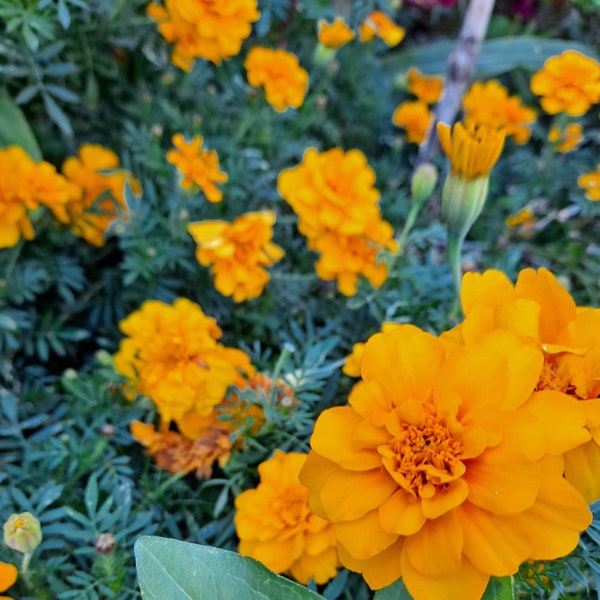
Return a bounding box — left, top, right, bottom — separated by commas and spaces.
411, 163, 438, 205
95, 533, 116, 555
3, 512, 42, 554
100, 423, 115, 438
63, 368, 77, 380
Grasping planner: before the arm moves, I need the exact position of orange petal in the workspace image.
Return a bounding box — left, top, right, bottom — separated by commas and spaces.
298, 452, 339, 519
0, 562, 17, 591
378, 489, 426, 535
334, 510, 398, 559
421, 478, 469, 519
564, 439, 600, 504
461, 269, 515, 316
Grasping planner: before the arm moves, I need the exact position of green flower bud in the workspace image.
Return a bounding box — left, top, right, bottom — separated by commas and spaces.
441, 172, 489, 241
3, 512, 42, 554
411, 163, 438, 206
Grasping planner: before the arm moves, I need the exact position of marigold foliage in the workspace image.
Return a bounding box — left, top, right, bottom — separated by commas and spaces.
578, 166, 600, 200
462, 80, 536, 144
55, 144, 141, 247
317, 17, 355, 49
278, 147, 397, 296
392, 100, 433, 144
147, 0, 260, 71
530, 50, 600, 116
300, 324, 592, 599
166, 133, 228, 202
443, 267, 600, 503
548, 123, 583, 153
407, 67, 444, 105
359, 11, 405, 47
244, 47, 309, 112
113, 298, 254, 424
234, 450, 339, 585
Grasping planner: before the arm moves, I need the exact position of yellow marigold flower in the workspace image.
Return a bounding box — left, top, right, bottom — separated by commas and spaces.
188, 210, 285, 302
359, 11, 405, 47
343, 322, 402, 377
0, 561, 17, 599
58, 144, 141, 246
300, 324, 592, 597
578, 166, 600, 200
147, 0, 260, 71
505, 207, 536, 229
113, 298, 254, 423
391, 100, 433, 144
406, 67, 444, 105
443, 267, 600, 503
530, 50, 600, 116
235, 450, 339, 585
244, 47, 309, 112
166, 133, 228, 202
317, 17, 355, 49
548, 123, 583, 153
463, 80, 536, 144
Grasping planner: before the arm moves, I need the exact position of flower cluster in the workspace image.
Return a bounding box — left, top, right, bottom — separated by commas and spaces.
300, 268, 597, 599
317, 17, 355, 49
530, 50, 600, 116
113, 298, 254, 426
548, 123, 583, 153
166, 134, 228, 202
147, 0, 260, 71
234, 450, 339, 585
187, 210, 285, 302
278, 147, 397, 296
0, 146, 78, 249
55, 144, 141, 246
462, 80, 537, 144
359, 11, 405, 47
244, 47, 309, 112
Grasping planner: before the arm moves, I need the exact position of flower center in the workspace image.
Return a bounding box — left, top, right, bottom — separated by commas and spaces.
535, 360, 578, 397
378, 414, 465, 499
274, 489, 307, 527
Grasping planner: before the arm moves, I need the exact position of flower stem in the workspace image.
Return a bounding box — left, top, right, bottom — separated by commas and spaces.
447, 231, 465, 299
482, 576, 516, 600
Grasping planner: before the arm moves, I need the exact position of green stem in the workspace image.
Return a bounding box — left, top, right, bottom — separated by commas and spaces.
482, 576, 515, 600
447, 231, 466, 300
397, 200, 423, 254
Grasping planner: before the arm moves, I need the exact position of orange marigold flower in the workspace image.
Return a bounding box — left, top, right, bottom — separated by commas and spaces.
407, 67, 444, 105
300, 324, 592, 598
343, 322, 402, 377
578, 166, 600, 201
548, 123, 583, 153
0, 561, 17, 599
244, 47, 309, 112
530, 50, 600, 116
113, 298, 254, 424
443, 267, 600, 503
391, 100, 433, 144
235, 450, 339, 585
147, 0, 260, 71
317, 17, 355, 49
131, 420, 231, 478
505, 207, 536, 229
58, 144, 141, 247
463, 80, 536, 144
188, 210, 285, 302
166, 133, 228, 202
359, 11, 405, 47
278, 147, 397, 295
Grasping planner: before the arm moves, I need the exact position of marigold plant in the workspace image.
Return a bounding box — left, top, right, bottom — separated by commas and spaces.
578, 166, 600, 200
300, 324, 592, 599
166, 133, 228, 202
406, 67, 444, 105
442, 267, 600, 503
391, 100, 433, 144
244, 47, 309, 112
317, 17, 355, 49
187, 210, 285, 302
147, 0, 260, 71
530, 50, 600, 116
234, 450, 339, 585
359, 11, 405, 47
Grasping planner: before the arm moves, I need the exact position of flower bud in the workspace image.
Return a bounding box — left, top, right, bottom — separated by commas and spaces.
411, 163, 438, 206
3, 512, 42, 554
95, 533, 116, 555
441, 172, 489, 240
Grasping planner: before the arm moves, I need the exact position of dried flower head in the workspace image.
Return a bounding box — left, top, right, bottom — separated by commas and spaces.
244, 47, 309, 112
235, 450, 339, 585
94, 533, 116, 555
392, 100, 433, 144
317, 17, 355, 49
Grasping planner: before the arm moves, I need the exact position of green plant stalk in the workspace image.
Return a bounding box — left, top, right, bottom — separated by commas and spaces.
482, 576, 516, 600
397, 199, 424, 254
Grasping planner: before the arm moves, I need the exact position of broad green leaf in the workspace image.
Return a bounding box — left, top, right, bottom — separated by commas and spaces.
383, 36, 600, 78
374, 578, 413, 600
135, 536, 325, 600
482, 576, 515, 600
0, 90, 42, 160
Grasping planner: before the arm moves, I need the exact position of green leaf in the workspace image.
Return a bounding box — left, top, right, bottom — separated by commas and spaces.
135, 536, 325, 600
373, 578, 413, 600
384, 36, 600, 78
0, 90, 42, 160
482, 576, 515, 600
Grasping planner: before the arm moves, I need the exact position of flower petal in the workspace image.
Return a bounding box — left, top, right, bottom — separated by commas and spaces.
564, 439, 600, 504
334, 510, 398, 559
378, 489, 426, 535
421, 478, 469, 519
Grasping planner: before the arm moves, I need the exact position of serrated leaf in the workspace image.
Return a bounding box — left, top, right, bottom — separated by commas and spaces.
0, 90, 42, 159
135, 536, 324, 600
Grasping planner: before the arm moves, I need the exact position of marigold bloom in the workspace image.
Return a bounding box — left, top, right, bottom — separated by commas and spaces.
530, 50, 600, 116
0, 562, 17, 599
317, 17, 355, 49
58, 144, 141, 246
443, 267, 600, 503
300, 325, 592, 598
235, 450, 339, 585
188, 210, 285, 302
462, 80, 536, 144
147, 0, 260, 71
278, 148, 397, 295
343, 322, 402, 377
407, 68, 444, 105
505, 207, 536, 229
359, 11, 405, 47
166, 133, 228, 202
548, 123, 583, 153
578, 166, 600, 201
113, 298, 254, 424
392, 100, 433, 144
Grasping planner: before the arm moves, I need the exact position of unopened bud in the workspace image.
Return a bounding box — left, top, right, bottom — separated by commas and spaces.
95, 533, 116, 555
411, 163, 438, 206
3, 512, 42, 554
